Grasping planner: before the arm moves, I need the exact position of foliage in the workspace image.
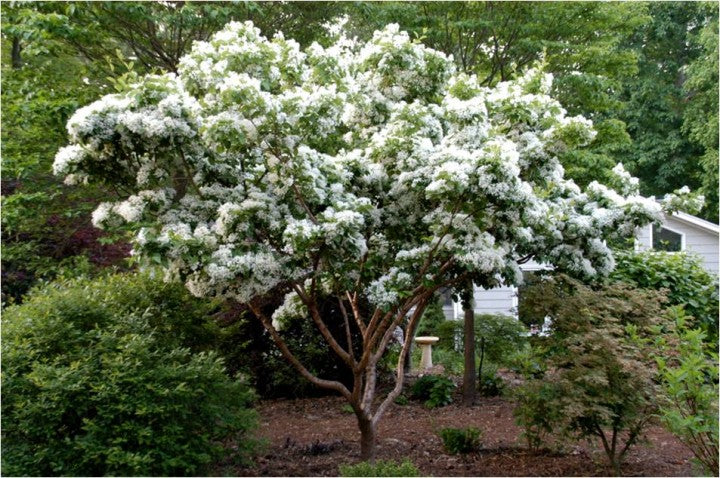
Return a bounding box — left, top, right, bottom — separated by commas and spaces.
415, 296, 447, 336
410, 375, 456, 409
434, 313, 527, 387
1, 273, 258, 476
513, 378, 565, 452
514, 275, 665, 474
479, 370, 505, 397
431, 346, 465, 376
611, 250, 719, 345
682, 4, 719, 220
615, 2, 719, 221
439, 427, 482, 454
339, 459, 421, 477
435, 314, 527, 361
1, 5, 126, 304
653, 307, 719, 475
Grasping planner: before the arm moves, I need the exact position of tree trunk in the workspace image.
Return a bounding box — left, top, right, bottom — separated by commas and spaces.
462, 283, 476, 405
403, 339, 413, 373
477, 336, 485, 386
358, 415, 377, 462
11, 37, 22, 69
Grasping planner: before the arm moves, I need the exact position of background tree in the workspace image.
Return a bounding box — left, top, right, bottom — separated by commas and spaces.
682, 4, 719, 220
615, 2, 718, 221
53, 21, 662, 460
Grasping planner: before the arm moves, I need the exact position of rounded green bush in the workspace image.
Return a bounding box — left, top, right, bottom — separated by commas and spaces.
439, 427, 482, 454
612, 251, 719, 344
1, 273, 258, 476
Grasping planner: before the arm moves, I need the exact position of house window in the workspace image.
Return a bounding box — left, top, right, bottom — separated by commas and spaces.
652, 225, 684, 252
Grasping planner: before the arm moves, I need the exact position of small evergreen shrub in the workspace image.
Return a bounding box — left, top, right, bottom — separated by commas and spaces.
1, 273, 258, 476
410, 375, 455, 408
439, 427, 482, 454
339, 459, 421, 477
416, 297, 447, 336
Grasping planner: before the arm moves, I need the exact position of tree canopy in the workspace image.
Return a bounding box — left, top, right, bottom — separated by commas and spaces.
3, 1, 717, 303
53, 20, 664, 460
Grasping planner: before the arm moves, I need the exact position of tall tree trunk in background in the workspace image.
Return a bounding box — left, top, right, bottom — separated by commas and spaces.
462, 282, 476, 405
477, 335, 486, 386
11, 37, 23, 69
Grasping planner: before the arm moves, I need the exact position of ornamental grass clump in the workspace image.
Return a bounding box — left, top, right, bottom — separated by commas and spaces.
55, 19, 667, 460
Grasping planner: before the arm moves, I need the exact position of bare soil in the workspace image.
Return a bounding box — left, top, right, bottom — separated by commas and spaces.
224, 392, 698, 477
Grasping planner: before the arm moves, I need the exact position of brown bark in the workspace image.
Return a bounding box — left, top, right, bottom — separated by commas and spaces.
462, 283, 477, 405
358, 415, 377, 462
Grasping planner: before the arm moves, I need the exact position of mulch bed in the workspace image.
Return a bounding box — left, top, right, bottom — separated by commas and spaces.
224, 393, 696, 477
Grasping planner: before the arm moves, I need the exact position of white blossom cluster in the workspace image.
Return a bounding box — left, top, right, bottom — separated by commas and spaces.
55, 21, 662, 313
661, 186, 705, 215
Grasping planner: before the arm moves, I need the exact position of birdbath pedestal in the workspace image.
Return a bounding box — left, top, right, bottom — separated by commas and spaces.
414, 336, 439, 370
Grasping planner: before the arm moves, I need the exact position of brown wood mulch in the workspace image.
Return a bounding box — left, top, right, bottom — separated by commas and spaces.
222, 393, 697, 477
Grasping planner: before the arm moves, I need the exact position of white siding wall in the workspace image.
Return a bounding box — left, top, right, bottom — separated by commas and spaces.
664, 216, 719, 274
471, 284, 517, 318
636, 214, 719, 274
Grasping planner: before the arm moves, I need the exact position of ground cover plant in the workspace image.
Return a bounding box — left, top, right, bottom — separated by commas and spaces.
1, 273, 258, 476
439, 427, 482, 454
52, 19, 678, 460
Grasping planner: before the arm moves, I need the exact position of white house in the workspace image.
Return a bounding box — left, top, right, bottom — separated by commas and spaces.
443, 211, 720, 320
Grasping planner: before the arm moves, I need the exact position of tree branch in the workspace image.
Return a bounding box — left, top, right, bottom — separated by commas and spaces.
249, 302, 351, 400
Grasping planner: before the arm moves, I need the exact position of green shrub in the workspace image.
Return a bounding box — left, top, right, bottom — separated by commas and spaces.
439, 427, 482, 454
514, 275, 665, 474
410, 375, 455, 408
432, 313, 527, 379
654, 307, 719, 475
612, 251, 719, 345
339, 459, 421, 477
479, 371, 505, 397
431, 346, 464, 375
512, 379, 565, 452
394, 394, 409, 406
1, 273, 258, 476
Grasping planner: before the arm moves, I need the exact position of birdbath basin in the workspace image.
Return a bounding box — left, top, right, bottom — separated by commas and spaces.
414, 336, 439, 370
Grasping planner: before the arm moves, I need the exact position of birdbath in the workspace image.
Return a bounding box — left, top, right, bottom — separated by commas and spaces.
414, 336, 439, 370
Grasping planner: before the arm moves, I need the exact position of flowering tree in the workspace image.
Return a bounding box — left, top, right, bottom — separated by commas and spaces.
54, 21, 662, 460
